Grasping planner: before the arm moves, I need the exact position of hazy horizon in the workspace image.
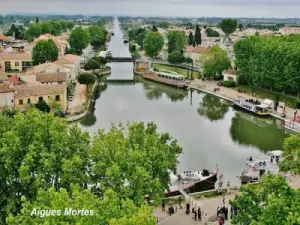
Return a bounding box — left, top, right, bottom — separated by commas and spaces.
2, 0, 300, 18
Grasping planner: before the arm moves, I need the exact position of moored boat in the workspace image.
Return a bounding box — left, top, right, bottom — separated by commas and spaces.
233, 98, 273, 117
282, 116, 300, 133
165, 169, 218, 197
143, 72, 188, 88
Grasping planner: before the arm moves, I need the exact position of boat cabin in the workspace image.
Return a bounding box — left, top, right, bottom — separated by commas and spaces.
157, 72, 186, 81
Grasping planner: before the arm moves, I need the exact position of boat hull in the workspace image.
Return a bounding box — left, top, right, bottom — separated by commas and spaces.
165, 173, 217, 197
143, 75, 188, 89
233, 104, 270, 117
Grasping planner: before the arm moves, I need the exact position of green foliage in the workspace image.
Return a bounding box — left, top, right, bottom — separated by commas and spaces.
201, 45, 231, 79
32, 39, 59, 65
158, 22, 169, 29
188, 31, 193, 45
128, 28, 147, 49
49, 21, 62, 36
230, 174, 300, 225
184, 57, 193, 63
35, 17, 39, 23
246, 23, 284, 31
152, 25, 158, 32
167, 30, 186, 53
84, 59, 100, 71
68, 27, 91, 54
5, 24, 24, 39
78, 73, 96, 86
143, 31, 164, 58
279, 135, 300, 174
234, 35, 300, 95
167, 51, 185, 64
88, 25, 106, 47
238, 23, 244, 31
24, 23, 42, 42
205, 28, 220, 37
7, 186, 156, 225
295, 99, 300, 109
220, 19, 238, 35
35, 100, 51, 112
194, 25, 202, 46
223, 80, 236, 87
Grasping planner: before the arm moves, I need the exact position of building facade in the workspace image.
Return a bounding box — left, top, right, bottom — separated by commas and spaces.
0, 53, 32, 72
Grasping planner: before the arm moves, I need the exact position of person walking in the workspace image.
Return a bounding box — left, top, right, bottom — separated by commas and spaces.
194, 210, 197, 221
162, 200, 165, 212
204, 213, 208, 225
198, 207, 202, 221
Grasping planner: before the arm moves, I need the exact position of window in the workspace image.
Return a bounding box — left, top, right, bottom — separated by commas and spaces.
15, 61, 19, 67
19, 99, 23, 105
38, 97, 43, 102
55, 95, 61, 101
27, 98, 31, 104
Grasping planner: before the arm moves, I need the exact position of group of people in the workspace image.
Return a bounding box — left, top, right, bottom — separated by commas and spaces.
217, 206, 229, 225
191, 206, 202, 221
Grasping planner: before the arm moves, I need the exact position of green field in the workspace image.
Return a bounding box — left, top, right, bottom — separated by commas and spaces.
151, 64, 200, 79
236, 85, 296, 107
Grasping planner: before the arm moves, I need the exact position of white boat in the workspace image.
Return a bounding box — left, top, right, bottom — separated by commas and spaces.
233, 98, 273, 116
282, 116, 300, 133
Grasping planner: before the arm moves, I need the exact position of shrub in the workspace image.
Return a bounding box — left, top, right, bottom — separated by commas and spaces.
223, 80, 236, 87
295, 99, 300, 109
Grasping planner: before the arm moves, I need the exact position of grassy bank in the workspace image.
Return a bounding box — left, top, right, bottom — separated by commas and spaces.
236, 85, 296, 107
151, 64, 200, 79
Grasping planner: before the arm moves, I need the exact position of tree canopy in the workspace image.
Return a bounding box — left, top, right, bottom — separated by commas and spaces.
78, 73, 96, 86
143, 31, 164, 58
205, 28, 220, 37
68, 27, 90, 54
220, 19, 238, 35
167, 51, 185, 64
0, 110, 182, 223
201, 45, 231, 79
5, 24, 24, 39
167, 30, 186, 53
188, 31, 193, 46
84, 59, 100, 71
88, 25, 106, 47
194, 25, 202, 46
234, 35, 300, 95
32, 39, 59, 65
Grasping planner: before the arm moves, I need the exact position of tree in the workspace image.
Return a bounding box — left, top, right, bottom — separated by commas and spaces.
167, 30, 186, 53
78, 73, 96, 87
24, 23, 42, 42
188, 31, 193, 46
152, 25, 158, 32
35, 17, 39, 24
68, 27, 90, 54
35, 100, 50, 112
158, 22, 169, 29
194, 25, 202, 46
184, 56, 193, 64
88, 25, 106, 47
84, 59, 100, 72
205, 28, 220, 37
40, 22, 53, 34
201, 45, 231, 79
143, 31, 164, 58
238, 23, 244, 31
32, 39, 59, 65
279, 135, 300, 174
5, 24, 24, 39
49, 21, 62, 36
255, 31, 260, 36
230, 174, 300, 225
167, 51, 185, 64
220, 19, 238, 35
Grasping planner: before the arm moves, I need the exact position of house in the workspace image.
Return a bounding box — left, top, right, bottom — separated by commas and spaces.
0, 53, 32, 72
0, 35, 9, 46
0, 84, 15, 108
183, 46, 209, 63
223, 69, 239, 83
36, 72, 67, 85
279, 27, 300, 35
14, 84, 67, 111
25, 62, 72, 82
53, 54, 81, 81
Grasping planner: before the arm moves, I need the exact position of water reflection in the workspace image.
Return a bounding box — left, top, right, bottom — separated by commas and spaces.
230, 112, 288, 151
142, 80, 187, 102
80, 114, 97, 127
197, 94, 229, 121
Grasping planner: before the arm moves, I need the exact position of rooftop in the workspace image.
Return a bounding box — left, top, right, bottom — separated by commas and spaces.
0, 53, 32, 61
0, 84, 14, 93
14, 84, 66, 98
36, 72, 67, 83
224, 69, 238, 75
54, 54, 81, 65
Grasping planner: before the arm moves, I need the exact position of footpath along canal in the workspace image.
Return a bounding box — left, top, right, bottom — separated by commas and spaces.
79, 18, 289, 187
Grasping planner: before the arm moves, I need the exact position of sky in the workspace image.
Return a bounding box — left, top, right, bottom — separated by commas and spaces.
2, 0, 300, 18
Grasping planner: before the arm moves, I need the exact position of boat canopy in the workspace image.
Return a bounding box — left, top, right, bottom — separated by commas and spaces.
268, 150, 282, 157
261, 99, 274, 108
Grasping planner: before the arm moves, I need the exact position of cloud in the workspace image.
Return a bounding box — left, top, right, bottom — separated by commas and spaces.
1, 0, 300, 17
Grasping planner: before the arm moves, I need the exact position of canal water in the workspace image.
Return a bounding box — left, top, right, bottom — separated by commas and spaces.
79, 19, 288, 186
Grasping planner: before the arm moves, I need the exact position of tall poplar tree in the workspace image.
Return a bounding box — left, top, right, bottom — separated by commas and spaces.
195, 25, 202, 46
188, 31, 193, 46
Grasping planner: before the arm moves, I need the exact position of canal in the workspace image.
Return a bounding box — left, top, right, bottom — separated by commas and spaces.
79, 19, 288, 186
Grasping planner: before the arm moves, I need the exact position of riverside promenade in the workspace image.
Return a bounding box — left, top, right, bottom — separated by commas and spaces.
189, 79, 296, 121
